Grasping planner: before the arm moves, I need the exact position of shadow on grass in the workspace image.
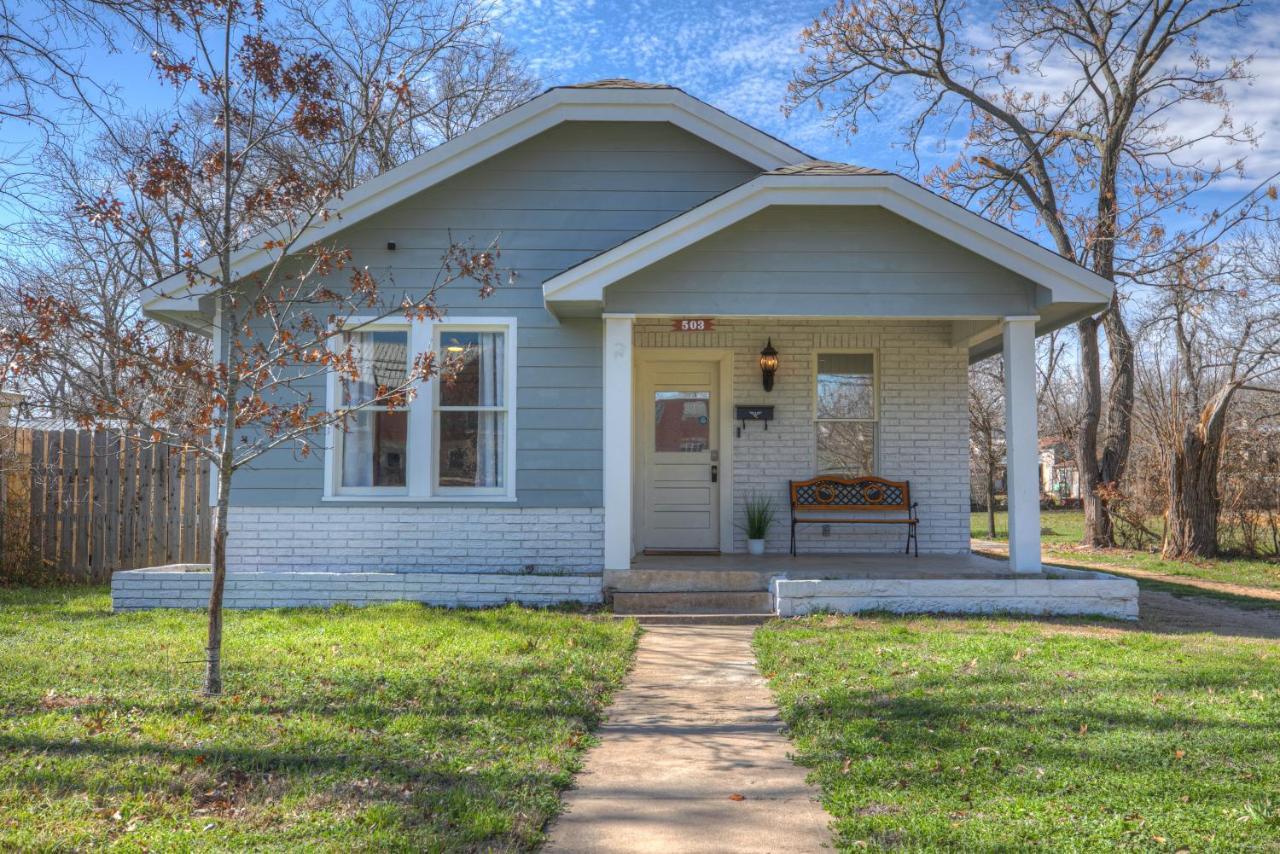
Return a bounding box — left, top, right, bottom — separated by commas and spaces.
0, 729, 569, 846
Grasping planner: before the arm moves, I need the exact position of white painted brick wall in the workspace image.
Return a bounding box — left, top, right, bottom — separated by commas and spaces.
225, 506, 603, 574
771, 572, 1140, 619
112, 567, 603, 611
634, 319, 970, 554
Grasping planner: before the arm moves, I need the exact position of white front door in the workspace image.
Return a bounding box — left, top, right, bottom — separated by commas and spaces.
639, 360, 720, 551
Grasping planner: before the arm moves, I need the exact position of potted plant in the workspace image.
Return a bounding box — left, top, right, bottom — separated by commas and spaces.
740, 494, 775, 555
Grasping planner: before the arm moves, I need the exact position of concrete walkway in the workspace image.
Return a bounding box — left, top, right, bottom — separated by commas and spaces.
545, 625, 831, 852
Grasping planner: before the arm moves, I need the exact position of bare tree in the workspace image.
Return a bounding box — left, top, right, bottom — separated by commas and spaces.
1138, 227, 1280, 557
789, 0, 1256, 546
0, 1, 168, 214
282, 0, 537, 183
969, 361, 1005, 538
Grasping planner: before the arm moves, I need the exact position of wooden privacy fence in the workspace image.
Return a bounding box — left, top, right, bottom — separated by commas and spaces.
0, 428, 210, 582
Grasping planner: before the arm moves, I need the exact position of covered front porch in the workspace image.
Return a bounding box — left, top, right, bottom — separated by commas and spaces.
598, 314, 1046, 575
535, 170, 1121, 615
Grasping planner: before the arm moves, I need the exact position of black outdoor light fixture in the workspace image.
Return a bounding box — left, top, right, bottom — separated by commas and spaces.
759, 338, 779, 392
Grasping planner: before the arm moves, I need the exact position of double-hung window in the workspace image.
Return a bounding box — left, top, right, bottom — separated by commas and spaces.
336, 327, 411, 493
815, 352, 876, 476
327, 318, 516, 500
434, 325, 510, 494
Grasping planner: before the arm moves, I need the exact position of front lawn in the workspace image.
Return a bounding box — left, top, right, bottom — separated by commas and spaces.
757, 614, 1280, 852
0, 587, 638, 851
973, 510, 1280, 594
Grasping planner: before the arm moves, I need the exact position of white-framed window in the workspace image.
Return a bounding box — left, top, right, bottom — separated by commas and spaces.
433, 324, 513, 496
325, 316, 517, 501
333, 324, 412, 496
814, 352, 877, 476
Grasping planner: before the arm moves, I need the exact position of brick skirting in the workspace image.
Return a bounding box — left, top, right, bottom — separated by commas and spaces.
770, 570, 1139, 619
112, 566, 603, 611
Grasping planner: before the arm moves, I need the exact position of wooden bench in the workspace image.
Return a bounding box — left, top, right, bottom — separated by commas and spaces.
788, 476, 920, 556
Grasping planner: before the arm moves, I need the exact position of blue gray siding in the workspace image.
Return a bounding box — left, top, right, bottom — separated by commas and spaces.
228, 121, 761, 507
604, 206, 1038, 316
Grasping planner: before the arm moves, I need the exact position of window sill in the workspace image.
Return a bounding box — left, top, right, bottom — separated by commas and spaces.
321, 494, 517, 504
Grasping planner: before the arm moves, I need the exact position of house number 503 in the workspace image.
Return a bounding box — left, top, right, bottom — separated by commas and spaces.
673, 318, 715, 332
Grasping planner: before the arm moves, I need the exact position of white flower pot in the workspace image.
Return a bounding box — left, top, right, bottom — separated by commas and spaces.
747, 538, 766, 556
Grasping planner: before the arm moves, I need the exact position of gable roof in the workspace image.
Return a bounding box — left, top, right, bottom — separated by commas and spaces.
141, 80, 813, 330
541, 167, 1113, 345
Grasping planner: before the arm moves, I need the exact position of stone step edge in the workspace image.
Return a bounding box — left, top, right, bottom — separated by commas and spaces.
610, 613, 775, 625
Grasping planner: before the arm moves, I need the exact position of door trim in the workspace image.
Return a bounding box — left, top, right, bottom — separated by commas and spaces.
633, 348, 735, 554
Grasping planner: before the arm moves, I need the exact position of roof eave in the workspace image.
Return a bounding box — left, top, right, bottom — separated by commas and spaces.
966, 301, 1105, 364
542, 174, 1114, 313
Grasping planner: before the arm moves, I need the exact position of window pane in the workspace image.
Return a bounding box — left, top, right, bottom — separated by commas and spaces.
344, 330, 408, 405
817, 353, 874, 419
340, 410, 407, 487
438, 410, 505, 488
816, 421, 875, 476
440, 330, 505, 407
654, 392, 710, 452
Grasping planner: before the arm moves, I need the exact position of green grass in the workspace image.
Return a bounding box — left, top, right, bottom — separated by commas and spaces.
756, 614, 1280, 852
973, 510, 1280, 593
0, 587, 638, 851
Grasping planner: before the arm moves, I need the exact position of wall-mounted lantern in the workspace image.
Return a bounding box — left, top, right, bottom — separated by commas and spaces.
759, 338, 779, 392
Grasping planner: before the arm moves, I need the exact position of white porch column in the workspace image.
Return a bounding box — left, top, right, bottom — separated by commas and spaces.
603, 314, 634, 571
1002, 316, 1041, 573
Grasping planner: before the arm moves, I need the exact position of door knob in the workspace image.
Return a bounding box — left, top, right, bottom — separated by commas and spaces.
710, 464, 718, 483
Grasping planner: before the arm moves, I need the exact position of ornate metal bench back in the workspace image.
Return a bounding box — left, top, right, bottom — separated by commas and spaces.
790, 476, 909, 511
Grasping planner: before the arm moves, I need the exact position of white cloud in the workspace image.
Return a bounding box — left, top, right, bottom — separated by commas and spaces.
493, 0, 1280, 197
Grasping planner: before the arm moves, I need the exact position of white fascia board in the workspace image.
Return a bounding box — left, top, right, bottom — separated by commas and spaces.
140, 87, 809, 317
542, 174, 1114, 308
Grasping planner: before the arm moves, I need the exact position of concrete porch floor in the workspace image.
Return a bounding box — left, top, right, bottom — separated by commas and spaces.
609, 552, 1140, 619
626, 550, 1042, 580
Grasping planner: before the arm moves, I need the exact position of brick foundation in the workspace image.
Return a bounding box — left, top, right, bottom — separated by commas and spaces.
112, 566, 602, 611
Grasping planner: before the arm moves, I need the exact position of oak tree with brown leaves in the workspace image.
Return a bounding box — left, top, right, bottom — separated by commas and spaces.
1, 0, 507, 695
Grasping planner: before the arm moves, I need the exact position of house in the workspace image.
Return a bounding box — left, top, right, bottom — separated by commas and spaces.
1039, 437, 1081, 503
120, 80, 1136, 617
0, 391, 22, 426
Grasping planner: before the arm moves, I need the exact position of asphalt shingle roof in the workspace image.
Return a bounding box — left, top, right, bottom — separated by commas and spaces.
561, 79, 674, 89
767, 160, 888, 176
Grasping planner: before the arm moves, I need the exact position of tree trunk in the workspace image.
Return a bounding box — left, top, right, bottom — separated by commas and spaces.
203, 465, 231, 695
985, 460, 996, 539
1076, 316, 1113, 546
1164, 385, 1238, 559
1164, 427, 1221, 557
1099, 293, 1135, 507
204, 3, 236, 699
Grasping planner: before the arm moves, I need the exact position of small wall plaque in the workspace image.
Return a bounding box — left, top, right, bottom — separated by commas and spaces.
734, 404, 774, 436
672, 318, 715, 332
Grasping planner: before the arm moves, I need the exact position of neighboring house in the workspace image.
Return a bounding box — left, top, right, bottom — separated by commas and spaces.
131, 80, 1123, 614
0, 392, 22, 426
1039, 437, 1081, 501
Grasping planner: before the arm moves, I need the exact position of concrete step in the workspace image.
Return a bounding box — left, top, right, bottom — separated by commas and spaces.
611, 590, 772, 615
614, 613, 775, 626
605, 569, 777, 593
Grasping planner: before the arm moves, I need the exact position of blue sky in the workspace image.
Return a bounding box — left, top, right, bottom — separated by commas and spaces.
5, 0, 1279, 226
494, 0, 1280, 212
495, 0, 890, 164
